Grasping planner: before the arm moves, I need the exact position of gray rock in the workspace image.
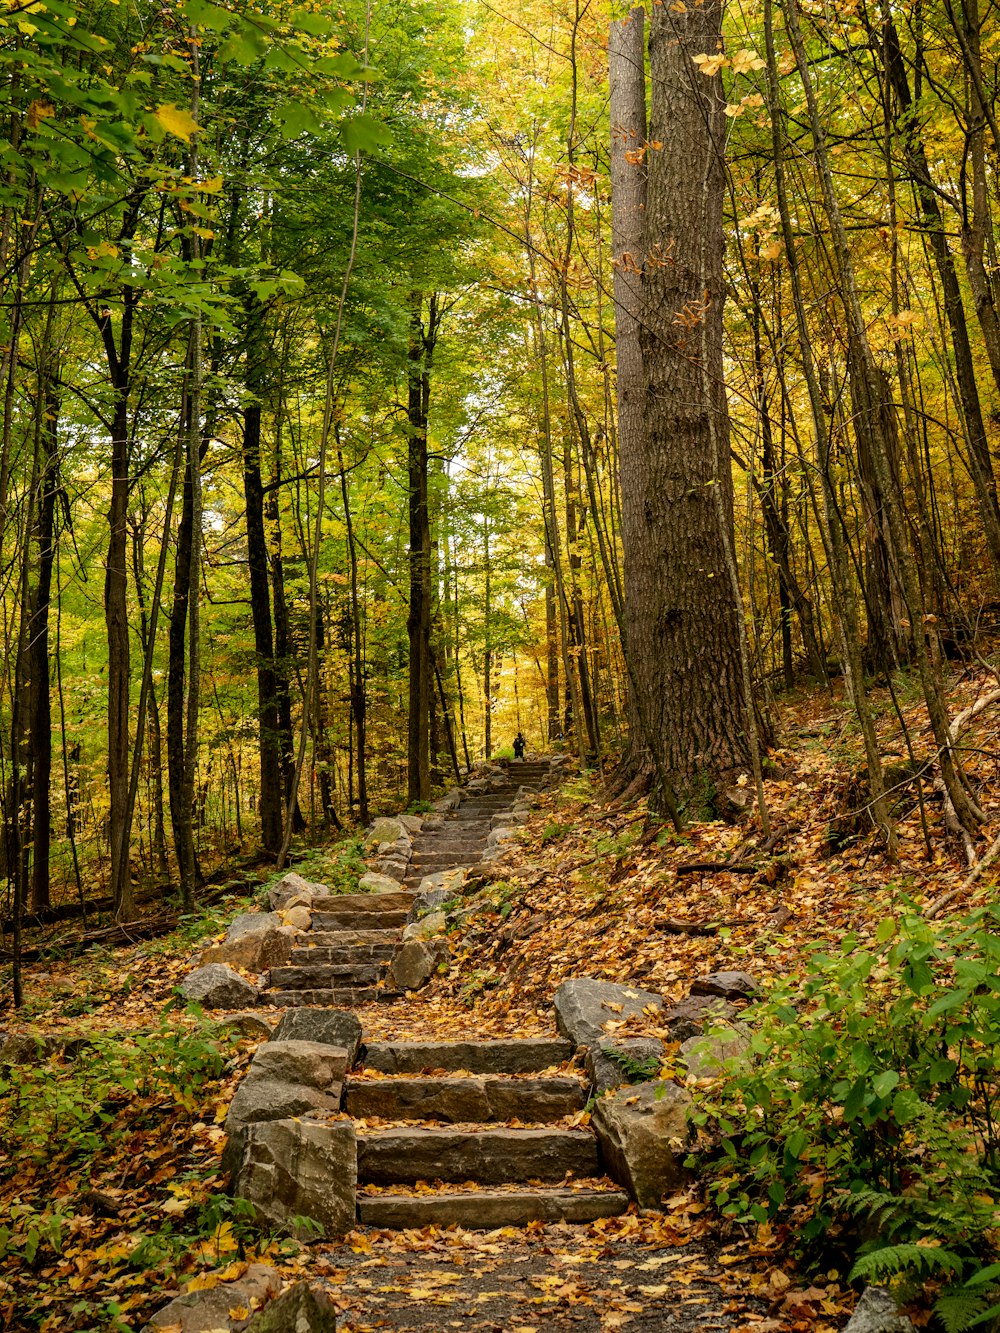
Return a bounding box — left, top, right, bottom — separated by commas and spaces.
0, 1031, 56, 1064
486, 826, 517, 847
843, 1286, 915, 1333
389, 938, 448, 991
180, 964, 259, 1010
398, 815, 424, 834
142, 1262, 281, 1331
680, 1026, 751, 1079
200, 912, 293, 973
246, 1282, 338, 1332
662, 994, 736, 1042
375, 857, 409, 879
553, 977, 664, 1049
364, 817, 406, 847
232, 1116, 357, 1239
690, 970, 758, 1000
586, 1038, 665, 1095
411, 888, 450, 916
267, 872, 330, 912
283, 906, 311, 931
214, 1011, 274, 1041
591, 1080, 693, 1207
402, 911, 446, 942
246, 1039, 348, 1088
417, 868, 467, 897
272, 1008, 362, 1061
358, 871, 401, 894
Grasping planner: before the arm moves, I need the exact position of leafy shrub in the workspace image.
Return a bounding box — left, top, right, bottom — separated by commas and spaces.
540, 820, 571, 845
693, 905, 1000, 1329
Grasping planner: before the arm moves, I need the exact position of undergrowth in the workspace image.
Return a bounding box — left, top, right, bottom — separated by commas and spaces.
694, 902, 1000, 1331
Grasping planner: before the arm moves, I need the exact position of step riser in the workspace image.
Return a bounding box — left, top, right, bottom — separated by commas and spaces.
344, 1076, 587, 1123
291, 947, 395, 965
312, 911, 409, 930
362, 1038, 573, 1075
324, 892, 415, 912
357, 1129, 600, 1185
357, 1189, 629, 1229
307, 931, 400, 947
265, 988, 382, 1006
267, 965, 384, 988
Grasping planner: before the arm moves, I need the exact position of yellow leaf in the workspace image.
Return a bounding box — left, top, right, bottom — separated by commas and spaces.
692, 52, 728, 75
228, 1306, 250, 1320
154, 102, 202, 143
186, 1273, 219, 1292
26, 100, 54, 129
199, 175, 224, 193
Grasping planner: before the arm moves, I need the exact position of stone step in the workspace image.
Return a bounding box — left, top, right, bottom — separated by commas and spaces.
265, 987, 384, 1006
267, 963, 384, 989
361, 1038, 574, 1075
320, 892, 414, 913
312, 909, 410, 931
305, 930, 401, 948
409, 856, 480, 871
290, 945, 396, 965
344, 1075, 587, 1123
356, 1127, 600, 1185
357, 1184, 629, 1229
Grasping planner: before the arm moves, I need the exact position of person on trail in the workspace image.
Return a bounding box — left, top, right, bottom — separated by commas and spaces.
513, 732, 526, 759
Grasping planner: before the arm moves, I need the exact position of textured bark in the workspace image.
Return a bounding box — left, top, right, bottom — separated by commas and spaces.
407, 291, 437, 802
625, 0, 751, 812
242, 387, 283, 854
28, 376, 59, 914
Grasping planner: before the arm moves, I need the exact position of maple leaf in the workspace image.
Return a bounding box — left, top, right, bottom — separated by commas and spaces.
730, 48, 766, 74
692, 52, 728, 75
154, 103, 202, 143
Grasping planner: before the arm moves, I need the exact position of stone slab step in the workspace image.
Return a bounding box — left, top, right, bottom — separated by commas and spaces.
344, 1075, 587, 1123
290, 945, 396, 965
320, 892, 414, 913
356, 1127, 600, 1184
305, 930, 401, 947
357, 1184, 629, 1229
312, 909, 410, 930
267, 964, 384, 988
265, 987, 383, 1006
362, 1038, 573, 1075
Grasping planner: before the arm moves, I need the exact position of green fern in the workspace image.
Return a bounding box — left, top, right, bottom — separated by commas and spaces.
850, 1241, 965, 1283
934, 1287, 1000, 1333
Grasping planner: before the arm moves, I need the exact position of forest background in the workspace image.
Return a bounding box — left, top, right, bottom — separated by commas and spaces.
1, 0, 999, 952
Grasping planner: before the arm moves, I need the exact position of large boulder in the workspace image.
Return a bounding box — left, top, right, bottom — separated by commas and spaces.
214, 1012, 274, 1042
272, 1008, 362, 1062
363, 817, 407, 848
398, 815, 424, 834
389, 938, 448, 991
200, 912, 293, 973
591, 1080, 693, 1208
843, 1287, 915, 1333
680, 1026, 751, 1080
141, 1263, 281, 1332
662, 994, 736, 1043
267, 872, 330, 912
553, 977, 664, 1049
417, 868, 467, 897
247, 1283, 338, 1332
180, 964, 259, 1010
223, 1041, 347, 1175
358, 871, 401, 894
690, 970, 758, 1001
232, 1116, 357, 1239
402, 911, 446, 942
586, 1037, 665, 1095
283, 906, 311, 932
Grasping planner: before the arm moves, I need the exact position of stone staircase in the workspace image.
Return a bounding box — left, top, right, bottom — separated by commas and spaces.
348, 1037, 630, 1229
263, 892, 413, 1007
260, 757, 555, 1007
402, 758, 552, 889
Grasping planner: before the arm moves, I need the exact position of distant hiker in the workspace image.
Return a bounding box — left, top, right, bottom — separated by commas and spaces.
513, 732, 526, 759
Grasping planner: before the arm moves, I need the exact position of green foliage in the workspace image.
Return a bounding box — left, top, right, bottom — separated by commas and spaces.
265, 835, 369, 897
541, 821, 571, 845
604, 1047, 661, 1083
694, 905, 1000, 1328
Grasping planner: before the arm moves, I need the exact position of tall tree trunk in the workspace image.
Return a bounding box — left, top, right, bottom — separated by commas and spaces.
241, 333, 283, 853
406, 291, 438, 803
167, 376, 197, 900
28, 369, 59, 914
627, 0, 750, 814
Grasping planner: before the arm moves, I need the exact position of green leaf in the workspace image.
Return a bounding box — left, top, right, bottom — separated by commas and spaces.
341, 111, 392, 154
875, 916, 897, 944
291, 8, 334, 36
872, 1070, 899, 1098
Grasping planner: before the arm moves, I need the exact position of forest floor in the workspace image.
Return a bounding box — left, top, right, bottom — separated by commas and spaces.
3, 665, 1000, 1331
